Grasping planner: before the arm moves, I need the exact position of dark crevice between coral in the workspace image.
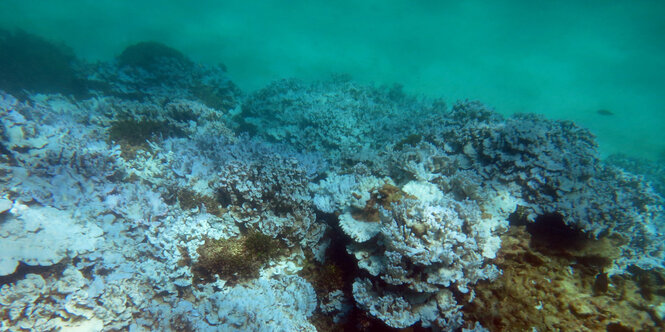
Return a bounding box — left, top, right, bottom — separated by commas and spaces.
593, 272, 610, 295
525, 213, 589, 251
215, 189, 233, 208
305, 210, 431, 332
524, 212, 614, 279
393, 133, 422, 151
507, 204, 530, 226
0, 260, 68, 287
166, 107, 197, 123
302, 211, 358, 298
0, 141, 17, 166
94, 266, 114, 277
509, 208, 615, 269
606, 322, 635, 332
78, 264, 96, 281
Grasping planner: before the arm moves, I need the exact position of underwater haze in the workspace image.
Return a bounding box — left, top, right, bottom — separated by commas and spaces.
2, 1, 665, 331
1, 0, 664, 159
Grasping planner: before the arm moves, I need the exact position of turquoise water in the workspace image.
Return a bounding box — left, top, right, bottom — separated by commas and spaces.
1, 0, 663, 159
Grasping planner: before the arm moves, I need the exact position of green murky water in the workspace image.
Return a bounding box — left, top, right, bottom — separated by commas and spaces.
1, 0, 663, 159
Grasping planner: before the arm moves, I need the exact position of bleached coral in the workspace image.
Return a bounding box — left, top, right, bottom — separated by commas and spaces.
352, 278, 464, 329
213, 140, 328, 248
143, 209, 240, 290
0, 95, 122, 215
103, 182, 169, 226
310, 173, 387, 214
310, 170, 506, 328
376, 193, 501, 290
344, 182, 502, 328
198, 275, 317, 331
0, 267, 106, 331
419, 101, 665, 272
237, 78, 446, 166
0, 89, 329, 329
338, 212, 381, 243
89, 42, 242, 111
0, 202, 103, 275
1, 42, 663, 331
0, 274, 47, 323
319, 290, 352, 323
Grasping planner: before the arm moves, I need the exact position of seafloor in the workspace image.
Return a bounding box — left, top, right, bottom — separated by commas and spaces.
1, 30, 664, 331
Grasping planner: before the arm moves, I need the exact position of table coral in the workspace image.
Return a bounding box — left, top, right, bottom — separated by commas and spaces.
0, 202, 102, 276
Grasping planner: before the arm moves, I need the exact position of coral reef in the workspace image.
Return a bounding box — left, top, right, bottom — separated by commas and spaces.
198, 275, 318, 331
0, 202, 103, 276
236, 78, 446, 166
108, 118, 185, 149
116, 41, 193, 73
312, 176, 504, 329
606, 153, 665, 197
417, 102, 665, 273
193, 231, 284, 283
0, 267, 105, 331
210, 136, 329, 250
0, 35, 663, 331
463, 225, 665, 331
89, 41, 242, 110
0, 29, 89, 98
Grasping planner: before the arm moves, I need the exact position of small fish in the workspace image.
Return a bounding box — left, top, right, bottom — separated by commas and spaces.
596, 109, 614, 116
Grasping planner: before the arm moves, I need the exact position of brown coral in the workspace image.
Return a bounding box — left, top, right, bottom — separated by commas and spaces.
192, 232, 284, 284
462, 225, 665, 331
